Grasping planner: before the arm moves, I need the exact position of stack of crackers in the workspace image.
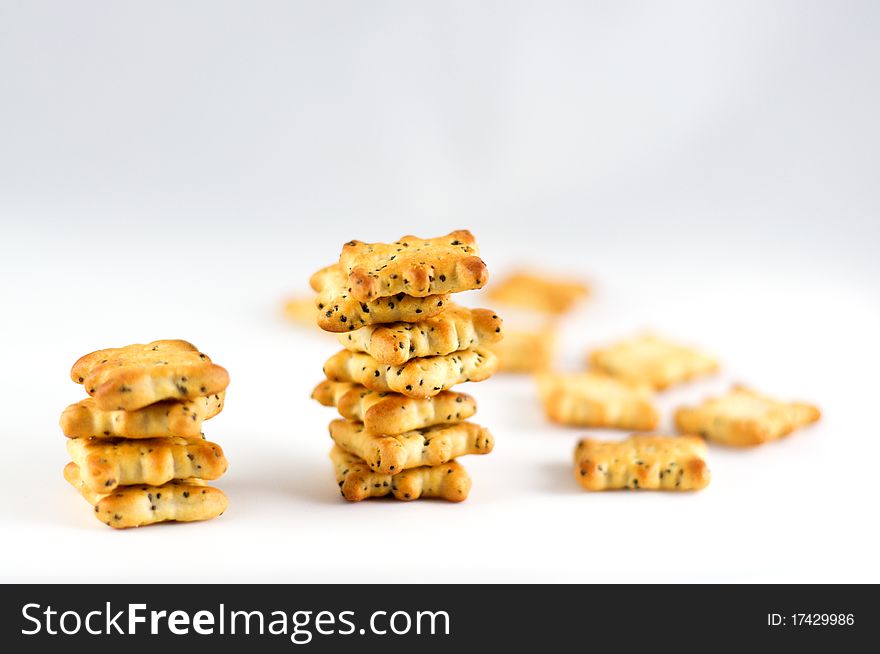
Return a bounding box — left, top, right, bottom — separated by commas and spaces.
60, 340, 231, 528
311, 230, 503, 502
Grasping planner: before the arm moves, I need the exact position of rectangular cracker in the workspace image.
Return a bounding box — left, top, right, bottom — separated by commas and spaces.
59, 392, 224, 440
72, 340, 230, 411
64, 462, 227, 529
675, 385, 821, 447
335, 303, 503, 365
312, 381, 477, 434
488, 329, 555, 373
310, 264, 449, 332
328, 419, 493, 474
67, 436, 227, 493
323, 347, 498, 399
340, 230, 488, 301
488, 269, 589, 315
574, 435, 710, 491
537, 371, 658, 430
329, 446, 471, 502
588, 334, 718, 390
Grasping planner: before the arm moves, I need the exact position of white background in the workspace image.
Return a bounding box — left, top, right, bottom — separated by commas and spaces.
1, 1, 878, 582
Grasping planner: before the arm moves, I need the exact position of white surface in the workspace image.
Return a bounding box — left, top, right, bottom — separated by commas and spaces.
1, 1, 879, 583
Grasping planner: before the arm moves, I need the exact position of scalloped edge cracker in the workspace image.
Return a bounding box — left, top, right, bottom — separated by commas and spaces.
67, 436, 227, 492
574, 435, 710, 491
323, 347, 498, 399
336, 304, 502, 365
340, 230, 488, 301
310, 264, 449, 332
60, 392, 224, 440
588, 334, 718, 390
488, 269, 588, 314
537, 371, 658, 430
72, 340, 229, 411
328, 419, 493, 474
329, 446, 471, 502
311, 381, 477, 434
488, 329, 554, 373
64, 462, 227, 529
675, 385, 820, 447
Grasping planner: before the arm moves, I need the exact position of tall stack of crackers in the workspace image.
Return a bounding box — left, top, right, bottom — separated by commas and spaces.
311, 230, 503, 502
60, 340, 231, 528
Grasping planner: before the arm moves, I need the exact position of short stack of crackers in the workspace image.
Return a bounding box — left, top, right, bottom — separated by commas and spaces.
311, 230, 503, 501
60, 340, 231, 528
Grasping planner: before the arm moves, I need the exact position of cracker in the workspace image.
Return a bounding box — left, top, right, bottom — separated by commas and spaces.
329, 446, 471, 502
310, 264, 449, 332
328, 419, 493, 474
335, 303, 503, 365
674, 386, 821, 447
588, 334, 718, 390
574, 435, 710, 491
323, 347, 498, 399
66, 436, 227, 493
282, 295, 318, 326
312, 381, 477, 434
64, 462, 227, 528
488, 329, 555, 373
488, 269, 588, 314
340, 230, 488, 301
537, 371, 658, 430
60, 392, 224, 440
71, 340, 230, 411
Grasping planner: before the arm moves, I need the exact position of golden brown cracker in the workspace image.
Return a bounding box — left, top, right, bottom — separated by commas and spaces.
322, 347, 498, 399
64, 462, 227, 528
537, 371, 658, 430
340, 230, 488, 301
488, 329, 555, 373
312, 381, 477, 434
674, 386, 821, 447
336, 304, 503, 365
328, 419, 493, 474
59, 392, 224, 440
329, 446, 471, 502
574, 435, 710, 491
310, 264, 449, 332
488, 269, 588, 314
588, 334, 718, 390
66, 436, 227, 493
72, 340, 230, 411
